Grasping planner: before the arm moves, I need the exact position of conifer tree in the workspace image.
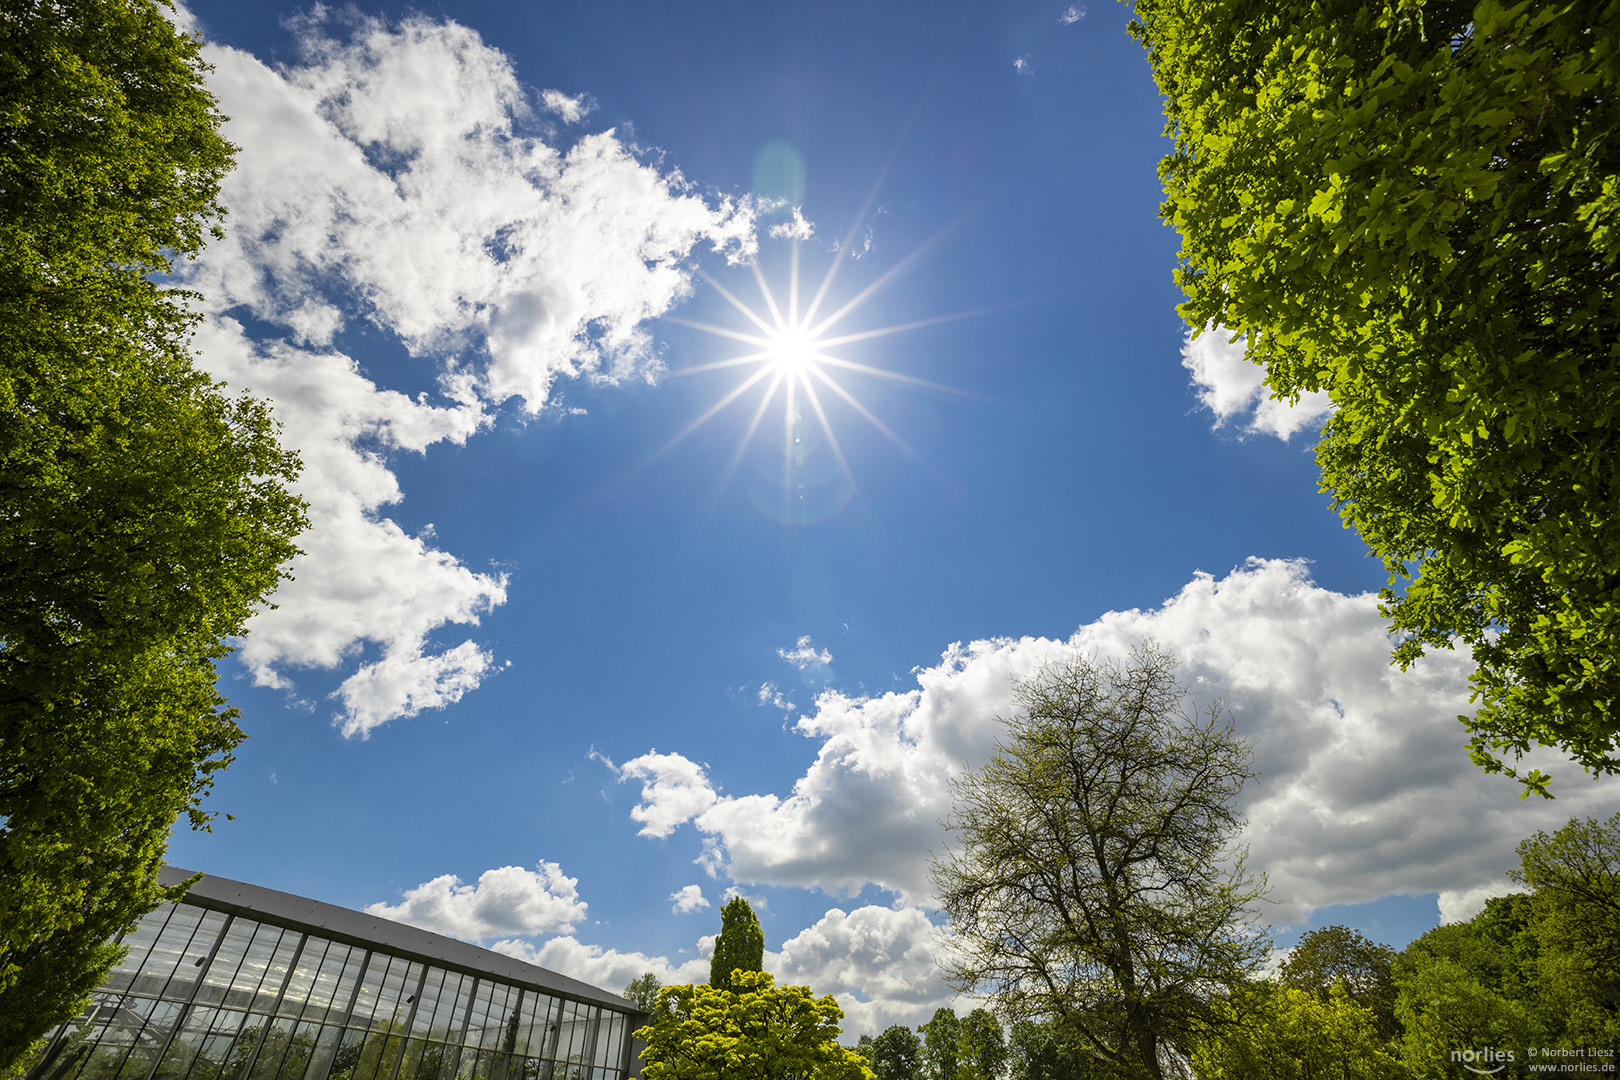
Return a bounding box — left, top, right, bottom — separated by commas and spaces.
709, 896, 765, 993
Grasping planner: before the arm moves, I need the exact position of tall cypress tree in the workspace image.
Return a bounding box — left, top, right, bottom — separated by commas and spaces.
708, 896, 764, 992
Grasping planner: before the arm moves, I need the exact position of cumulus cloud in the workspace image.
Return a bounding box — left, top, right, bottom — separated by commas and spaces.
669, 885, 710, 914
184, 13, 758, 732
617, 752, 720, 838
540, 88, 592, 123
1181, 325, 1333, 439
772, 905, 955, 1033
365, 863, 587, 939
492, 936, 713, 993
620, 559, 1617, 923
491, 903, 951, 1034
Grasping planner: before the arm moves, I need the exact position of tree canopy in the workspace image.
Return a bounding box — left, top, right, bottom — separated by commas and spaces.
1131, 0, 1620, 792
636, 970, 874, 1080
0, 0, 305, 1068
710, 896, 766, 993
932, 647, 1269, 1080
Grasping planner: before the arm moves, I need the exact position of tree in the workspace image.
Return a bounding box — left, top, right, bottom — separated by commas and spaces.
932, 647, 1270, 1080
957, 1010, 1007, 1080
1192, 984, 1408, 1080
624, 973, 663, 1014
709, 896, 765, 993
864, 1025, 922, 1080
1006, 1021, 1093, 1080
917, 1010, 960, 1080
0, 0, 305, 1069
1130, 0, 1620, 791
636, 970, 874, 1080
1279, 927, 1398, 1038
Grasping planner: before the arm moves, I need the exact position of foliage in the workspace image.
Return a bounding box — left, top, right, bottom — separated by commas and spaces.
1279, 926, 1399, 1037
1131, 0, 1620, 791
1191, 983, 1409, 1080
636, 970, 874, 1080
957, 1009, 1008, 1080
863, 1025, 922, 1080
625, 972, 664, 1014
932, 646, 1270, 1080
918, 1010, 960, 1080
1006, 1021, 1095, 1080
709, 897, 766, 993
0, 0, 305, 1068
1511, 812, 1620, 989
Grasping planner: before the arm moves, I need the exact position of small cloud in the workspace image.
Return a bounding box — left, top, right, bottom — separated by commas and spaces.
777, 636, 832, 671
1014, 56, 1031, 73
1058, 5, 1086, 24
669, 885, 710, 914
757, 681, 796, 712
722, 885, 767, 911
769, 207, 815, 241
540, 89, 592, 123
267, 768, 278, 784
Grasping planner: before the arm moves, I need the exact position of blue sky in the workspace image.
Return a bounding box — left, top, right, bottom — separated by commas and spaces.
163, 0, 1614, 1035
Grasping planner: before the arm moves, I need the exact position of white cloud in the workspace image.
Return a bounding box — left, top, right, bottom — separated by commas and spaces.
620, 559, 1618, 924
669, 885, 710, 914
1013, 56, 1030, 73
184, 14, 759, 732
1058, 5, 1087, 24
365, 863, 588, 939
757, 682, 796, 712
541, 88, 592, 123
770, 906, 956, 1034
491, 936, 712, 993
778, 636, 833, 671
769, 208, 815, 241
617, 752, 720, 838
1181, 325, 1333, 439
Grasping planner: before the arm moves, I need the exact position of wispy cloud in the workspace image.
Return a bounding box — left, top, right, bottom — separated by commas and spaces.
540, 88, 592, 123
1058, 5, 1087, 24
777, 636, 833, 671
768, 207, 815, 241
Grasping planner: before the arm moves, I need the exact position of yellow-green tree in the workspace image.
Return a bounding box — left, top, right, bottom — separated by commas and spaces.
1192, 984, 1409, 1080
1131, 0, 1620, 792
0, 0, 305, 1068
637, 971, 873, 1080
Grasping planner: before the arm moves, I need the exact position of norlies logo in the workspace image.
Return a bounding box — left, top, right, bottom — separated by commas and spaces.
1454, 1047, 1517, 1074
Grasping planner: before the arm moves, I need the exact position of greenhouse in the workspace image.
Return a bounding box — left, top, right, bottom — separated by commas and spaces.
24, 869, 644, 1080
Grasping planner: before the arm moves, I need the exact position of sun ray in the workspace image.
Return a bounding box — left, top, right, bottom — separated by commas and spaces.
662, 350, 776, 377
697, 268, 778, 338
805, 364, 922, 461
651, 363, 777, 459
796, 371, 858, 498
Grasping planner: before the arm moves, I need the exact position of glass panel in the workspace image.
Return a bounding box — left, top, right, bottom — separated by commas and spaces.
593, 1016, 623, 1073
182, 1010, 252, 1080
346, 957, 391, 1027
376, 958, 424, 1031
293, 1025, 344, 1080
350, 1025, 405, 1080
514, 998, 552, 1064
156, 911, 232, 1006
276, 940, 333, 1018
308, 947, 366, 1027
270, 1021, 321, 1080
324, 1029, 369, 1080
245, 1018, 299, 1080
104, 906, 179, 994
106, 998, 187, 1080
406, 970, 448, 1038
194, 923, 259, 1008
253, 933, 305, 1016
123, 907, 201, 999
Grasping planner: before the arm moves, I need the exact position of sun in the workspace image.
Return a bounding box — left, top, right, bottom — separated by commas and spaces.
655, 226, 972, 522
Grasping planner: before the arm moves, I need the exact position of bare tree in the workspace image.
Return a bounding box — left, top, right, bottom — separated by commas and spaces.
932, 645, 1269, 1080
